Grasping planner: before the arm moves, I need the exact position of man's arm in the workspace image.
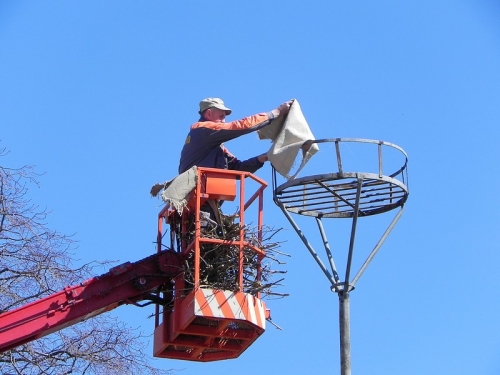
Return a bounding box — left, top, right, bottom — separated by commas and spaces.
228, 155, 265, 174
192, 100, 294, 146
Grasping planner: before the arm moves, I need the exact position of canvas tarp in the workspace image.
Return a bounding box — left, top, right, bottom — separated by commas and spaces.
258, 99, 319, 179
150, 166, 198, 212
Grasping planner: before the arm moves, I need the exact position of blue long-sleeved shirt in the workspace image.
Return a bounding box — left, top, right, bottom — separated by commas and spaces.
178, 111, 276, 174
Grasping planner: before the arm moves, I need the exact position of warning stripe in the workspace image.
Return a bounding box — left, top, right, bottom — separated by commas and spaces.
194, 289, 214, 317
244, 293, 265, 329
224, 291, 243, 320
213, 290, 235, 319
256, 298, 266, 329
206, 290, 224, 318
194, 289, 266, 329
246, 294, 257, 326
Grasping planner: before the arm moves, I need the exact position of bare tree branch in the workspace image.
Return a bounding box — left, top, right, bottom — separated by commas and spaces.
0, 148, 174, 375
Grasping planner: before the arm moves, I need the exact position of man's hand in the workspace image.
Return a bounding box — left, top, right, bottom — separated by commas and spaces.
277, 100, 293, 116
301, 140, 313, 152
272, 99, 294, 118
257, 153, 268, 163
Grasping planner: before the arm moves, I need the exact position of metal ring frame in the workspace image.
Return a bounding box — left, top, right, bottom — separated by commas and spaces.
272, 138, 409, 290
273, 138, 409, 218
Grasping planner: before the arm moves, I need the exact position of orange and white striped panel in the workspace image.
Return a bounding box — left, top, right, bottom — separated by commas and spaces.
194, 289, 266, 330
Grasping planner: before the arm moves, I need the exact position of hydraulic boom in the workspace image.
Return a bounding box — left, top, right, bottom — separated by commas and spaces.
0, 250, 181, 353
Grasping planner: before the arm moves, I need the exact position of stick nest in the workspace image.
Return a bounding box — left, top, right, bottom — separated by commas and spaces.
181, 215, 289, 299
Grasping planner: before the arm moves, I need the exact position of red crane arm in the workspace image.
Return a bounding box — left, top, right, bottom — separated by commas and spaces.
0, 250, 181, 353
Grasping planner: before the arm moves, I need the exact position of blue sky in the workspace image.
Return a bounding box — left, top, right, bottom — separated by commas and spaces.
2, 1, 500, 374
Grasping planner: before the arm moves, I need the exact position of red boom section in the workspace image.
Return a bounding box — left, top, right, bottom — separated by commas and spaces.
0, 250, 181, 353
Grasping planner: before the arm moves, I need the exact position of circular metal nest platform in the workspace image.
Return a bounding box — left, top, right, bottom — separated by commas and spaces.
273, 138, 409, 218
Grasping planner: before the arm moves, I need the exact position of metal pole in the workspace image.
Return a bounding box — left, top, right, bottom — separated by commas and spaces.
339, 291, 351, 375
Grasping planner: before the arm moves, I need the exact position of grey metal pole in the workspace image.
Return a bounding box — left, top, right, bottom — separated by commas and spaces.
339, 291, 351, 375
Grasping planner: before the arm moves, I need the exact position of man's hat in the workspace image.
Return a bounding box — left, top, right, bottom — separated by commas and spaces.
199, 98, 232, 115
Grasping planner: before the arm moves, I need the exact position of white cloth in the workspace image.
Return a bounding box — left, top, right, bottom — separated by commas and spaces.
258, 100, 319, 179
150, 166, 198, 212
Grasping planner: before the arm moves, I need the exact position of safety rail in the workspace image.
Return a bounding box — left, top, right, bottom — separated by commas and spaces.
153, 167, 270, 362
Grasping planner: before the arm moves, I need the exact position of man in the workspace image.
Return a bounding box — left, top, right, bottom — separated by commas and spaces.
178, 98, 292, 174
178, 97, 291, 229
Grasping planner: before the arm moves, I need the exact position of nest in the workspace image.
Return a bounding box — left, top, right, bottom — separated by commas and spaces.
181, 215, 289, 299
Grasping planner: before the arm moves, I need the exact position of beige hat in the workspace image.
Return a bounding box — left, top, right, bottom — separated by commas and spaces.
198, 97, 232, 115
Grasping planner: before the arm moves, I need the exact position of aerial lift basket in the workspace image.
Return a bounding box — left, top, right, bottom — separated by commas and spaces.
153, 167, 269, 362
